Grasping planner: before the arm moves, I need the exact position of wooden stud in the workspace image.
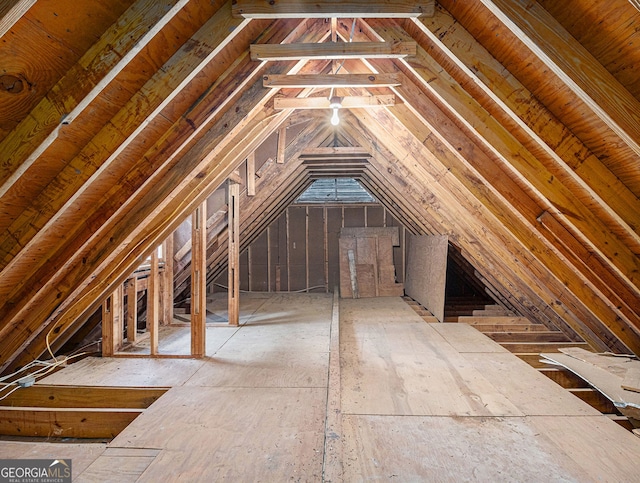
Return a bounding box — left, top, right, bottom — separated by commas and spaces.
161, 235, 174, 325
191, 202, 207, 356
246, 153, 256, 196
0, 0, 36, 40
228, 181, 240, 326
148, 248, 160, 355
126, 277, 138, 343
102, 297, 114, 357
113, 284, 124, 352
277, 127, 286, 164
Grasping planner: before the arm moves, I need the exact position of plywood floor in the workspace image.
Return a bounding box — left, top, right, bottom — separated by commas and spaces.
3, 294, 640, 481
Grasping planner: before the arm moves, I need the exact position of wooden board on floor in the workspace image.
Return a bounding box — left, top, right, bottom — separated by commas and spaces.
340, 299, 522, 417
75, 448, 161, 483
39, 357, 205, 387
429, 323, 508, 353
460, 353, 600, 416
341, 415, 597, 482
109, 387, 326, 482
622, 365, 640, 393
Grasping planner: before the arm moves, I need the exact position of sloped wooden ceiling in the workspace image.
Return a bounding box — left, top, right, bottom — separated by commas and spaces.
1, 0, 639, 373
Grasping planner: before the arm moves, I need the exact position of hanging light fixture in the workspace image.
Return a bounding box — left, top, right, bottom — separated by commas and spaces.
329, 96, 342, 126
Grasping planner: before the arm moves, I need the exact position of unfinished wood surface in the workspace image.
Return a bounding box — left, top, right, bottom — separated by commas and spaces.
148, 248, 160, 355
262, 73, 401, 88
75, 448, 160, 483
342, 414, 636, 482
340, 298, 522, 416
405, 234, 448, 322
274, 95, 395, 109
0, 407, 142, 439
125, 277, 137, 343
430, 323, 509, 353
0, 385, 166, 409
233, 0, 435, 18
541, 351, 640, 419
251, 41, 416, 61
228, 181, 240, 326
191, 202, 207, 356
622, 365, 640, 393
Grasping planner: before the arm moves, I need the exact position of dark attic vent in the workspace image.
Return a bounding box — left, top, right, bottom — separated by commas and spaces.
295, 178, 376, 204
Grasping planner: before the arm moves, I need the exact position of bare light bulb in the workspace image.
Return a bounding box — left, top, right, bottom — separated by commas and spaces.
330, 107, 340, 126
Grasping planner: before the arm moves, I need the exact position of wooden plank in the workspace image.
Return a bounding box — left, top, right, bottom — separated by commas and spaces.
228, 181, 240, 326
0, 0, 191, 195
0, 0, 36, 40
263, 73, 401, 88
501, 342, 590, 353
622, 366, 640, 393
148, 248, 160, 355
191, 202, 207, 356
0, 407, 142, 439
0, 385, 167, 409
538, 368, 589, 389
340, 298, 522, 416
471, 324, 551, 333
74, 451, 157, 482
274, 94, 395, 109
246, 152, 256, 196
251, 41, 416, 61
102, 296, 114, 357
405, 234, 448, 322
161, 234, 174, 325
541, 352, 640, 419
485, 331, 571, 343
276, 126, 286, 164
340, 226, 399, 245
323, 291, 343, 481
430, 323, 508, 353
569, 388, 618, 414
113, 284, 124, 352
233, 0, 434, 18
480, 0, 640, 158
347, 249, 358, 299
126, 277, 137, 343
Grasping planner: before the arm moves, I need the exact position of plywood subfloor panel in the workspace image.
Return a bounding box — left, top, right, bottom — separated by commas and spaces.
39, 357, 205, 387
184, 349, 328, 388
124, 325, 239, 356
75, 448, 160, 483
430, 322, 509, 353
461, 352, 600, 416
342, 415, 594, 482
0, 442, 105, 479
110, 386, 326, 482
340, 298, 523, 416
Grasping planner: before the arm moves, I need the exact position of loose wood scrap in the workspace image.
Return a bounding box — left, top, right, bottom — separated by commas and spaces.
541, 351, 640, 421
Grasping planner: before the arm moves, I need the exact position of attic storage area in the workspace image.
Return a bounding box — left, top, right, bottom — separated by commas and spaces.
1, 0, 640, 480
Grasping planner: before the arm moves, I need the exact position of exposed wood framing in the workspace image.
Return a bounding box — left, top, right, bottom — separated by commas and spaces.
228, 181, 241, 326
191, 202, 207, 356
263, 73, 401, 88
232, 0, 435, 18
251, 41, 416, 61
274, 95, 395, 109
148, 248, 160, 355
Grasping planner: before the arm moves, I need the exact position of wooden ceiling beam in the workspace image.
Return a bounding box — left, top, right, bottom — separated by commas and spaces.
232, 0, 435, 18
263, 73, 400, 88
251, 41, 416, 61
274, 94, 395, 109
478, 0, 640, 158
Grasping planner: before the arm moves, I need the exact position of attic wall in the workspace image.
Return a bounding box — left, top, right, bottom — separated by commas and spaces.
213, 203, 407, 293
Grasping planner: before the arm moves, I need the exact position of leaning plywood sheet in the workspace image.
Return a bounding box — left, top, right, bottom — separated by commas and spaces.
404, 234, 448, 321
541, 352, 640, 419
